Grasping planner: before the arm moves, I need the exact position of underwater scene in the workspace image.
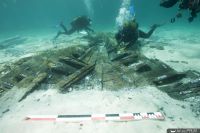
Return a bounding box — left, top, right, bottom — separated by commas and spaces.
0, 0, 200, 133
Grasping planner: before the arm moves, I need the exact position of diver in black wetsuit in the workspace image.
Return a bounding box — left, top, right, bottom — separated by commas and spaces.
54, 16, 94, 39
160, 0, 200, 22
115, 20, 160, 48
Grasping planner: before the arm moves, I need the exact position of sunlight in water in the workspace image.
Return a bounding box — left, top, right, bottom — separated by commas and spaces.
83, 0, 94, 17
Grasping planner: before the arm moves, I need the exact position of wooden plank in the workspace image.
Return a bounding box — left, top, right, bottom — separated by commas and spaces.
59, 57, 87, 69
58, 64, 95, 92
120, 54, 139, 66
153, 73, 186, 86
78, 47, 93, 60
18, 73, 47, 102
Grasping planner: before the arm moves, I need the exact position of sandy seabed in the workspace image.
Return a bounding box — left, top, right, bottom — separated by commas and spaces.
0, 27, 200, 133
0, 87, 199, 133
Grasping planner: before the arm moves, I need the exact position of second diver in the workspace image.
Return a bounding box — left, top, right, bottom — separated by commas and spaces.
54, 16, 94, 40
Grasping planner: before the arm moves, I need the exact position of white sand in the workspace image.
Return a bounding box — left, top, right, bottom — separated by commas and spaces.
0, 31, 87, 65
142, 27, 200, 72
0, 87, 199, 133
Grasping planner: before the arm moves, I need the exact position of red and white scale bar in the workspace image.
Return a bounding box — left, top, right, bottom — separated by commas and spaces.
26, 112, 165, 122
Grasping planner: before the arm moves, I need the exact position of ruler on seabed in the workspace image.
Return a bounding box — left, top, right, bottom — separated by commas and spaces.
26, 112, 165, 122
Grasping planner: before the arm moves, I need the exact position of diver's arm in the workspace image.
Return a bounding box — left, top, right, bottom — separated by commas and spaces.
160, 0, 179, 8
138, 30, 152, 39
85, 27, 94, 32
139, 24, 158, 39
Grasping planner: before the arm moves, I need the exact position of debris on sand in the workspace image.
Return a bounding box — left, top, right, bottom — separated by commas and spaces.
58, 63, 96, 92
0, 32, 199, 103
2, 109, 10, 114
134, 63, 152, 73
153, 73, 186, 86
18, 73, 48, 102
149, 45, 164, 50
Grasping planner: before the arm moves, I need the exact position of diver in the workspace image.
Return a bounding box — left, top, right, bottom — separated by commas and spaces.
115, 19, 160, 48
160, 0, 200, 22
115, 0, 160, 48
54, 16, 94, 40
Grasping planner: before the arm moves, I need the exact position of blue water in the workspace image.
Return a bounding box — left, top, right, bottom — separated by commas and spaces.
0, 0, 119, 31
0, 0, 199, 33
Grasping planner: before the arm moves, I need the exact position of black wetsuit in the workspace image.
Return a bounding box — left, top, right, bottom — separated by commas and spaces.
115, 23, 157, 46
55, 16, 94, 39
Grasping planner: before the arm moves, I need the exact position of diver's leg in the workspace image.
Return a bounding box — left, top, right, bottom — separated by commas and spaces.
53, 22, 69, 40
54, 31, 68, 40
66, 28, 76, 35
60, 22, 68, 33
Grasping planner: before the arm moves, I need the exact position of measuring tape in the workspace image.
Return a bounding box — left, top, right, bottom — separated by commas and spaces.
26, 112, 165, 122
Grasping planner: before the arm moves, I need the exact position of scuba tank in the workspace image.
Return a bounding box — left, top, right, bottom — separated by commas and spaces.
116, 0, 136, 28
129, 0, 136, 20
